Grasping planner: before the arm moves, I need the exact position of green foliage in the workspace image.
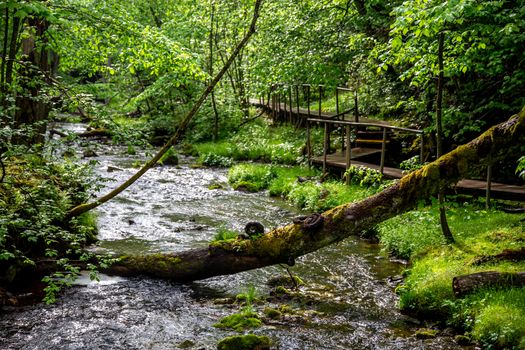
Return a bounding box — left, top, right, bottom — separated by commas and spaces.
235, 285, 260, 307
199, 153, 233, 168
0, 154, 104, 302
217, 334, 270, 350
228, 164, 278, 192
214, 311, 262, 332
379, 202, 522, 259
399, 155, 425, 173
466, 289, 525, 349
385, 201, 525, 348
191, 122, 320, 166
517, 156, 525, 180
212, 227, 239, 243
344, 165, 384, 187
159, 146, 179, 166
227, 163, 380, 211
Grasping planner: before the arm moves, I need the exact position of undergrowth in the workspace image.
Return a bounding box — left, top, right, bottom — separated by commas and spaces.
227, 163, 382, 211
0, 154, 107, 303
385, 201, 525, 348
189, 120, 324, 166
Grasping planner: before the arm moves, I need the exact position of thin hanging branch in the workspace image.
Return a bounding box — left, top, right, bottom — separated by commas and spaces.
67, 0, 264, 218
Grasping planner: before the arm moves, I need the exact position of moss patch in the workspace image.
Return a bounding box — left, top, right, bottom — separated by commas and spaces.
415, 328, 439, 339
159, 146, 179, 166
214, 311, 262, 332
263, 307, 282, 319
217, 334, 270, 350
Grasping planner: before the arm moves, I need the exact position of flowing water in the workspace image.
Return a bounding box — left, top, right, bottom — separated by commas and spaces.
0, 125, 469, 349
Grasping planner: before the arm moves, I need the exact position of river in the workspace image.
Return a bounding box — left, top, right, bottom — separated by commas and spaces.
0, 125, 468, 349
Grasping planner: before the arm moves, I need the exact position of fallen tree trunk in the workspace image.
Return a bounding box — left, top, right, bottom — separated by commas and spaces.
472, 248, 525, 265
105, 107, 525, 282
453, 271, 525, 297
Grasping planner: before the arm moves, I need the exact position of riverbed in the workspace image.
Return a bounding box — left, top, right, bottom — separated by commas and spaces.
0, 127, 468, 349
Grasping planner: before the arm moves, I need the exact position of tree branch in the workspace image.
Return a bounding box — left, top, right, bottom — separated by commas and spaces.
67, 0, 264, 218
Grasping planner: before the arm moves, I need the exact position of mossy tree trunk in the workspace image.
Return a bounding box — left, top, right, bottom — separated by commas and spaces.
104, 108, 525, 282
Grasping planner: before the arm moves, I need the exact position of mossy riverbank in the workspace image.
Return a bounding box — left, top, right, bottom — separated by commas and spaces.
207, 160, 525, 349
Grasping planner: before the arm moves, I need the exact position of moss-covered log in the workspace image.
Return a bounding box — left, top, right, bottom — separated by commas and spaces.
453, 271, 525, 297
106, 107, 525, 282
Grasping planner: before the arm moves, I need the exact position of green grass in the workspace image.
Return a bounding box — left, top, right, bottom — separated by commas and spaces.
190, 121, 324, 166
384, 203, 525, 348
227, 163, 380, 211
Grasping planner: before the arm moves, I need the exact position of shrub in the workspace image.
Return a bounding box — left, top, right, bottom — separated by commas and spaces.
399, 155, 425, 173
344, 165, 384, 187
212, 227, 239, 242
200, 153, 233, 167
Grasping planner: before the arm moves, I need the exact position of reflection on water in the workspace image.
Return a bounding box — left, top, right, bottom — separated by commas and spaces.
0, 125, 467, 349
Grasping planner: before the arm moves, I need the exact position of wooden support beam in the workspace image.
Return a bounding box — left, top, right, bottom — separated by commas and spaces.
307, 85, 311, 118
288, 85, 293, 123
354, 90, 359, 122
336, 88, 340, 116
295, 85, 300, 116
345, 125, 351, 185
323, 122, 328, 174
318, 85, 322, 118
380, 128, 387, 174
306, 120, 311, 169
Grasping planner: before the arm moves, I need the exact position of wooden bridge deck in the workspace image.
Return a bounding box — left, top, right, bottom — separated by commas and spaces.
249, 99, 391, 125
312, 152, 525, 201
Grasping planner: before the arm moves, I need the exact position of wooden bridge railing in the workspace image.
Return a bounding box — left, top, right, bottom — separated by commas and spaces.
253, 83, 518, 205
256, 83, 360, 126
307, 118, 424, 184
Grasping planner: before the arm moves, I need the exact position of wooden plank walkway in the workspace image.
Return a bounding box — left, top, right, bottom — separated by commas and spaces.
312, 152, 525, 201
251, 93, 525, 202
250, 99, 391, 125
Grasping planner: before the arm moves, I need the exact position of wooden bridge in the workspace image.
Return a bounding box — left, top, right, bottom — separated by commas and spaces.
250, 83, 525, 202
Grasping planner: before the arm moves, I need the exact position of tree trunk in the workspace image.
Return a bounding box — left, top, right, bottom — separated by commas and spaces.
103, 108, 525, 282
208, 2, 220, 142
436, 32, 454, 243
14, 17, 51, 146
453, 271, 525, 297
472, 248, 525, 265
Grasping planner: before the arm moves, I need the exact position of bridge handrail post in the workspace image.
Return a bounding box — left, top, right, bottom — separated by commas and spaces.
323, 122, 328, 174
486, 164, 492, 209
306, 120, 311, 168
336, 88, 344, 151
380, 127, 387, 174
295, 85, 300, 116
345, 124, 352, 185
318, 85, 322, 118
307, 85, 311, 118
